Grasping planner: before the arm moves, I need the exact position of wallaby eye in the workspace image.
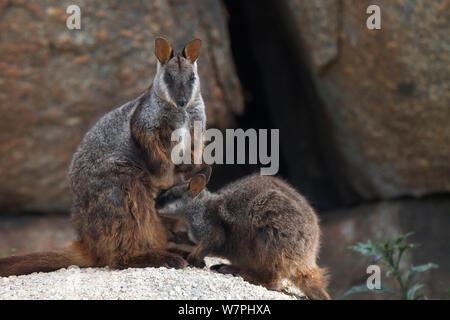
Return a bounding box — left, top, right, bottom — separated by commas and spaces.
164, 72, 174, 85
188, 74, 196, 82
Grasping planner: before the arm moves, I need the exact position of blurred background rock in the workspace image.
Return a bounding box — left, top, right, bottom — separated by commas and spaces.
0, 0, 448, 299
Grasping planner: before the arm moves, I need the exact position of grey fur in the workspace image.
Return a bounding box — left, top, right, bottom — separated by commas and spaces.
156, 174, 321, 267
156, 173, 331, 299
68, 41, 206, 267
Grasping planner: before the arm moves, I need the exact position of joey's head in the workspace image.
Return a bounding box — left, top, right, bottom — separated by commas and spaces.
153, 38, 202, 108
155, 166, 212, 217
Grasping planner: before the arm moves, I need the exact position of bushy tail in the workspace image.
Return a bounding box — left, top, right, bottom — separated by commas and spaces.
0, 241, 96, 277
291, 266, 331, 300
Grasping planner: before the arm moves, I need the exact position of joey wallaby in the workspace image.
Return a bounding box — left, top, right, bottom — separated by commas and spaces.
156, 167, 331, 300
0, 38, 206, 277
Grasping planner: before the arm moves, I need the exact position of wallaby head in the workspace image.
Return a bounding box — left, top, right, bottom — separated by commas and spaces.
156, 166, 212, 217
153, 38, 202, 108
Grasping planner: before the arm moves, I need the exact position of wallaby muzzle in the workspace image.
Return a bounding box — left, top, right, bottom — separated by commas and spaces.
176, 97, 187, 107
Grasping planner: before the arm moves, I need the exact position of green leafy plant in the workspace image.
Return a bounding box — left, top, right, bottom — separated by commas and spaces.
344, 232, 438, 300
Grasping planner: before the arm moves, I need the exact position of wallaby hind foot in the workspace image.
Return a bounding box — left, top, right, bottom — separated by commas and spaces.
210, 263, 283, 292
291, 267, 331, 300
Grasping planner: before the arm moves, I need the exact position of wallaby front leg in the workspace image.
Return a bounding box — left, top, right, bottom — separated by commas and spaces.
186, 241, 212, 268
187, 226, 224, 268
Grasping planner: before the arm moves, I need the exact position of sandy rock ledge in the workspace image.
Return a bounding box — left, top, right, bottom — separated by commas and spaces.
0, 258, 299, 300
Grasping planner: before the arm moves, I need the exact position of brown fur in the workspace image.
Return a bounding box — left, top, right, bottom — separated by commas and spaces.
155, 38, 173, 63
0, 38, 206, 277
157, 172, 331, 300
0, 117, 192, 277
0, 241, 96, 277
182, 39, 202, 63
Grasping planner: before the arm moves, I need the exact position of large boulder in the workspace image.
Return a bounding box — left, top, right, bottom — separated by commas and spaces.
0, 0, 243, 213
287, 0, 450, 200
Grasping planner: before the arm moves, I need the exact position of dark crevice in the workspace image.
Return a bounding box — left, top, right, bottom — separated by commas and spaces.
219, 0, 352, 211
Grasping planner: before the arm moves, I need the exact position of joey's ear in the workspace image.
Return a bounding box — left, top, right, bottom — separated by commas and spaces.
182, 39, 202, 63
188, 174, 207, 196
196, 165, 212, 184
155, 38, 173, 64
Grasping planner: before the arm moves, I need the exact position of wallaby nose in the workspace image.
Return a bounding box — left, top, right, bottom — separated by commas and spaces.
177, 97, 187, 107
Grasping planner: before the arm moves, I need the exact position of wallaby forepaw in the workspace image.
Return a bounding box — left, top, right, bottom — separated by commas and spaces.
163, 255, 188, 269
210, 264, 240, 276
210, 263, 227, 271
187, 255, 205, 268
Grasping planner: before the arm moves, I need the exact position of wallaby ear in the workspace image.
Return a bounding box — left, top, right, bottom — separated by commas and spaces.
188, 174, 207, 196
182, 39, 202, 63
196, 165, 212, 184
155, 38, 173, 64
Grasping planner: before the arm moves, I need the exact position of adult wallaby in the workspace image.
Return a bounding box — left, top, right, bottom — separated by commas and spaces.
0, 38, 206, 277
155, 167, 331, 300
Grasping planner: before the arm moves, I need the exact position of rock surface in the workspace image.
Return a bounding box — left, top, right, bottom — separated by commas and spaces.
0, 258, 297, 300
2, 200, 449, 300
0, 217, 303, 300
287, 0, 450, 200
0, 0, 243, 213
